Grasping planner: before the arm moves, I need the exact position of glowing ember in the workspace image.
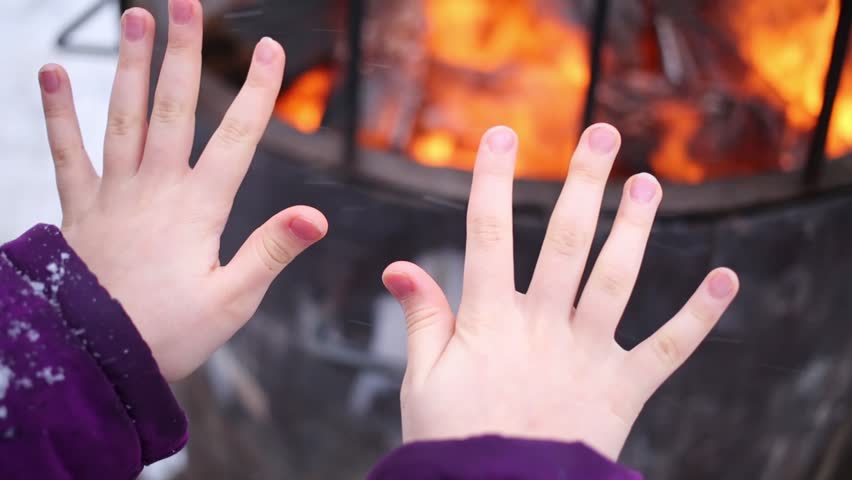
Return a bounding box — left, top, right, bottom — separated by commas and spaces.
410, 130, 457, 167
273, 0, 852, 183
649, 102, 705, 184
274, 66, 333, 133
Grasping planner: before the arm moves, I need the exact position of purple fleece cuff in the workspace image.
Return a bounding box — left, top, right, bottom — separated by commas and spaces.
368, 435, 642, 480
2, 224, 187, 463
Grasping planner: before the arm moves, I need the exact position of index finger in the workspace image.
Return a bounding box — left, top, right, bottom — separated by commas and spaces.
193, 38, 286, 204
460, 126, 518, 316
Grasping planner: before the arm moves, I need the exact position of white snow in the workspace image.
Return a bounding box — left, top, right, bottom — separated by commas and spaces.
0, 361, 12, 400
8, 320, 40, 343
0, 406, 7, 419
0, 1, 117, 242
29, 281, 45, 296
36, 366, 65, 385
7, 320, 27, 339
15, 377, 33, 389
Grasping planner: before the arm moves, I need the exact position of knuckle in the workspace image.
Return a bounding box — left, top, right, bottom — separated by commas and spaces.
596, 267, 629, 297
52, 145, 81, 168
545, 223, 589, 258
216, 118, 257, 147
256, 231, 295, 270
151, 97, 185, 125
42, 102, 68, 120
117, 52, 143, 72
106, 113, 138, 138
650, 331, 682, 369
615, 207, 652, 230
569, 162, 604, 186
165, 36, 195, 56
243, 71, 268, 90
468, 215, 508, 246
403, 302, 444, 335
687, 302, 717, 326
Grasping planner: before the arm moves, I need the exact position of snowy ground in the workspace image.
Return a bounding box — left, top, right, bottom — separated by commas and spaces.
0, 0, 119, 242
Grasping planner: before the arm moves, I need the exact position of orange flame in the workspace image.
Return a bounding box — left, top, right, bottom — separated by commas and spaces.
273, 0, 852, 183
274, 66, 333, 133
729, 0, 852, 157
409, 0, 589, 179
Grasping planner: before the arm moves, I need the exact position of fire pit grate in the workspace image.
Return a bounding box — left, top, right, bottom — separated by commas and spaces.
196, 0, 852, 218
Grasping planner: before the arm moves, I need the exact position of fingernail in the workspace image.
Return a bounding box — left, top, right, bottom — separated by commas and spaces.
629, 174, 658, 203
39, 69, 60, 94
588, 126, 617, 154
170, 0, 193, 25
256, 38, 278, 65
385, 273, 415, 299
123, 11, 146, 41
288, 216, 323, 242
485, 127, 516, 154
708, 272, 734, 299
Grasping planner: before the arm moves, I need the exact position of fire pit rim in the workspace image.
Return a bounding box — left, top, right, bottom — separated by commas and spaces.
198, 67, 852, 220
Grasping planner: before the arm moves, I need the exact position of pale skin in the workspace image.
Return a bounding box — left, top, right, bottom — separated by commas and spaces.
37, 0, 739, 461
382, 125, 739, 460
38, 0, 328, 381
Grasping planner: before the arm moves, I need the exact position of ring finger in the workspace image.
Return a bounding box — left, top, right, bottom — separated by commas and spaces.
574, 173, 661, 342
140, 0, 203, 177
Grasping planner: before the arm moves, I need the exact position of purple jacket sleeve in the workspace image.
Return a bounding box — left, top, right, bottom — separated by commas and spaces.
0, 225, 187, 480
367, 436, 642, 480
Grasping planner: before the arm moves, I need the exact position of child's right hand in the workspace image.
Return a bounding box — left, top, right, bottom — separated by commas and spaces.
382, 125, 739, 459
38, 0, 327, 381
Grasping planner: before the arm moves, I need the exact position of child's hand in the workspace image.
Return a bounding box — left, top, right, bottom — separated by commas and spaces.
37, 0, 327, 381
382, 125, 739, 459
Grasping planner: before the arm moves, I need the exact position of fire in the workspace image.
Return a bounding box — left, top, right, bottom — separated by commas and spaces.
409, 0, 589, 179
410, 130, 457, 167
728, 0, 852, 157
274, 66, 333, 133
649, 102, 706, 184
273, 0, 852, 183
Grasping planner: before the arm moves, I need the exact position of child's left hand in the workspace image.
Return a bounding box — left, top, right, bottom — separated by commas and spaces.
37, 1, 326, 381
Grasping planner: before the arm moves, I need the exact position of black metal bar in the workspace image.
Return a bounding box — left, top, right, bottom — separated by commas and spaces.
581, 0, 610, 129
56, 0, 120, 55
343, 0, 366, 173
805, 0, 852, 183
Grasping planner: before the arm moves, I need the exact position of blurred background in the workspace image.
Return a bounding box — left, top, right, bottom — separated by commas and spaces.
3, 0, 852, 479
0, 0, 116, 241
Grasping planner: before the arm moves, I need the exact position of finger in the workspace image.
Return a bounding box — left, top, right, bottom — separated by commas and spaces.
526, 123, 620, 320
627, 268, 739, 398
383, 262, 455, 380
461, 126, 518, 314
221, 206, 328, 309
574, 174, 661, 342
103, 8, 154, 180
38, 64, 98, 223
194, 38, 285, 204
140, 0, 203, 176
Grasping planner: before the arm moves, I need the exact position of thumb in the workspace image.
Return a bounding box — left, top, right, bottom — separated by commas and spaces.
383, 261, 455, 380
222, 206, 327, 310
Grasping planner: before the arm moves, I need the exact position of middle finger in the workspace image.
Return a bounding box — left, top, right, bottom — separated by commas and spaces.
526, 123, 620, 321
140, 0, 203, 178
